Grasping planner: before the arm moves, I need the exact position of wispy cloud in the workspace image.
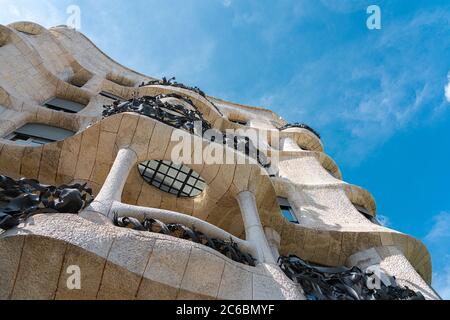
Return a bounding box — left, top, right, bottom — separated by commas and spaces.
0, 0, 68, 27
319, 0, 369, 13
222, 0, 232, 8
445, 72, 450, 103
426, 211, 450, 242
377, 214, 391, 227
424, 211, 450, 299
257, 7, 450, 165
433, 266, 450, 299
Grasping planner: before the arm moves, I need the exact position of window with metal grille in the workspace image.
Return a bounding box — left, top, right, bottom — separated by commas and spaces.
42, 97, 86, 113
4, 123, 74, 146
277, 197, 299, 224
138, 160, 206, 198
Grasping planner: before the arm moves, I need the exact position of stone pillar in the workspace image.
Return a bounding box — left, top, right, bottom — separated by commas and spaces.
264, 227, 281, 261
347, 246, 441, 300
280, 137, 302, 152
236, 191, 276, 264
86, 148, 137, 218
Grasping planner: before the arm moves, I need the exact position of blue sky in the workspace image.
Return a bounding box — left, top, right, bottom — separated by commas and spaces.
0, 0, 449, 298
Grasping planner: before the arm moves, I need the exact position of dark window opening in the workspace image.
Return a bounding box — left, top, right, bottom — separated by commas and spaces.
138, 160, 205, 198
16, 30, 36, 36
99, 91, 124, 101
43, 97, 86, 113
277, 197, 299, 224
4, 123, 74, 146
299, 145, 311, 151
354, 204, 379, 225
229, 119, 247, 126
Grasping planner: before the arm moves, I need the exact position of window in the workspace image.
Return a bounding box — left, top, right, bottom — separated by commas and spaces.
354, 204, 379, 225
277, 197, 299, 224
229, 119, 247, 126
138, 160, 206, 198
42, 97, 86, 113
5, 123, 74, 146
16, 30, 36, 36
299, 145, 311, 151
99, 91, 124, 101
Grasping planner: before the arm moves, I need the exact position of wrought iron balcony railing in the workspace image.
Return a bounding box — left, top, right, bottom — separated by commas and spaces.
139, 77, 223, 116
279, 255, 425, 300
114, 214, 256, 266
103, 95, 270, 168
102, 94, 212, 136
279, 123, 321, 140
0, 175, 93, 231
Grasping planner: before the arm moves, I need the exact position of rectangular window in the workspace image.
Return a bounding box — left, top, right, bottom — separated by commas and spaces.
6, 133, 54, 146
43, 97, 86, 113
229, 119, 247, 126
4, 123, 74, 146
277, 197, 299, 224
99, 91, 125, 101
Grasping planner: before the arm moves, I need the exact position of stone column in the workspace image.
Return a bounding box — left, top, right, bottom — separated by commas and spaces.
264, 227, 281, 260
236, 191, 276, 264
86, 148, 137, 218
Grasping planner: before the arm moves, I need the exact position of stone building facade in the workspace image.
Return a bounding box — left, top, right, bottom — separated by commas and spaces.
0, 22, 439, 300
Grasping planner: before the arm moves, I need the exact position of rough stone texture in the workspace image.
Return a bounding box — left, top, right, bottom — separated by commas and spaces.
0, 21, 437, 300
0, 214, 302, 300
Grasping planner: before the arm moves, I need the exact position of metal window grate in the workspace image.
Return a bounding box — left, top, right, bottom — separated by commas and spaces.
138, 160, 205, 198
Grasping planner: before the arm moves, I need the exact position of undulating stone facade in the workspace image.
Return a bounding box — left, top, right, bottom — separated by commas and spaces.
0, 21, 440, 300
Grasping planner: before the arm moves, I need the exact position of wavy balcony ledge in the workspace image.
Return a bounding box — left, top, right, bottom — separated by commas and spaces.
0, 113, 284, 237
0, 112, 433, 285
0, 214, 302, 300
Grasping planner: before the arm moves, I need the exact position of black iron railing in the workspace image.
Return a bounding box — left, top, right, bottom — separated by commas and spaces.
279, 255, 425, 300
139, 77, 223, 116
103, 95, 270, 168
114, 214, 256, 266
279, 123, 321, 140
103, 93, 212, 136
0, 175, 93, 231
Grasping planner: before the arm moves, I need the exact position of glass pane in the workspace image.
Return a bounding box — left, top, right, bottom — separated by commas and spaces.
280, 206, 299, 224
167, 168, 178, 178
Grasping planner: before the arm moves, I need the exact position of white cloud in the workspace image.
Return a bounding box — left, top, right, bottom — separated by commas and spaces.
425, 212, 450, 242
223, 0, 232, 8
0, 0, 67, 27
445, 72, 450, 102
424, 212, 450, 299
319, 0, 368, 13
433, 266, 450, 299
377, 214, 391, 227
257, 8, 450, 165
